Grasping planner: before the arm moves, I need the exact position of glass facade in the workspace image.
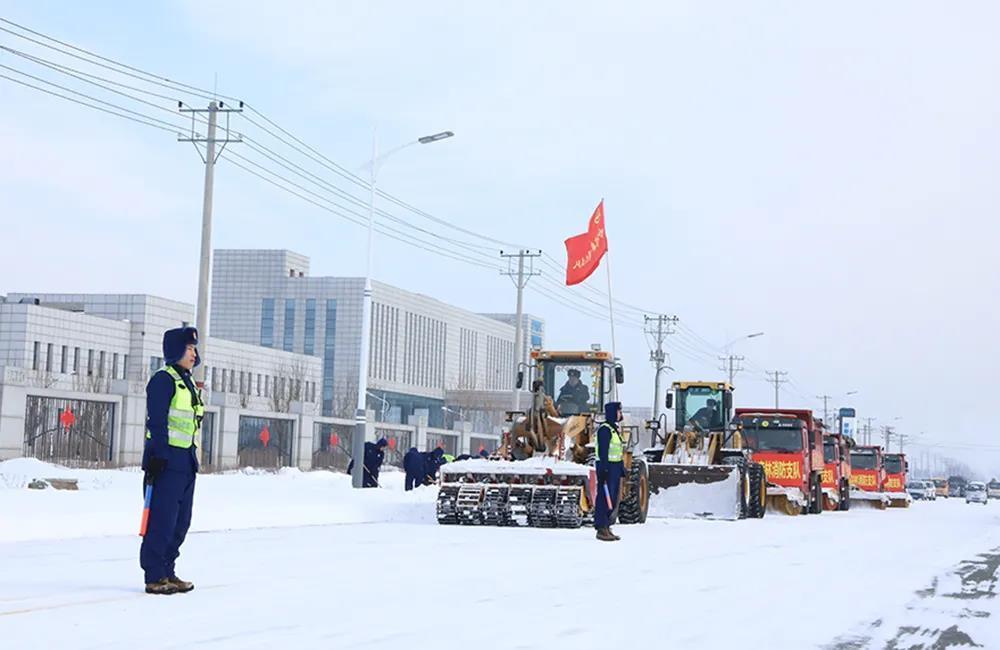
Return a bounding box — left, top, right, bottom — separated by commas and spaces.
322, 299, 337, 416
283, 299, 296, 352
260, 298, 275, 347
304, 298, 316, 356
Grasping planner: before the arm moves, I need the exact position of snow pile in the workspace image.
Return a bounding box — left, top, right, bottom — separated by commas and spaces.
443, 455, 592, 476
646, 470, 742, 520
0, 459, 438, 543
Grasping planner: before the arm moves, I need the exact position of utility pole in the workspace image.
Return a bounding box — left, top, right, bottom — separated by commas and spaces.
718, 355, 745, 386
179, 100, 242, 388
883, 425, 894, 451
863, 417, 875, 446
645, 314, 677, 419
501, 250, 541, 411
766, 371, 789, 408
816, 395, 832, 428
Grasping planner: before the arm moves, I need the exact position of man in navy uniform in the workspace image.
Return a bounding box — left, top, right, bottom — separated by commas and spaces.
594, 401, 625, 542
140, 327, 203, 594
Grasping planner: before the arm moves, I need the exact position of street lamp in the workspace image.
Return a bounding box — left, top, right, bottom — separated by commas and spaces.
352, 129, 455, 488
721, 331, 764, 385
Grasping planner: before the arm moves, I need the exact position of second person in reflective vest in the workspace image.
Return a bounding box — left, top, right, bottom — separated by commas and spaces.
594, 401, 625, 542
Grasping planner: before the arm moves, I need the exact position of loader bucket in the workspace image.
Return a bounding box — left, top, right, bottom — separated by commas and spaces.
646, 463, 742, 520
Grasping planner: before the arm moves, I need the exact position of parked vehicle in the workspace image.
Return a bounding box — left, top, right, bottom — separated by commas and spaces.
907, 480, 930, 500
966, 482, 988, 505
922, 480, 937, 501
987, 479, 1000, 500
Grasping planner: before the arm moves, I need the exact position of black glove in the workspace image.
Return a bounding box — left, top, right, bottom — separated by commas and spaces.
144, 457, 167, 485
598, 468, 609, 482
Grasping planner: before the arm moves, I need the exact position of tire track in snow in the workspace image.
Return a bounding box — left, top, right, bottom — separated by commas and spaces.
826, 547, 1000, 649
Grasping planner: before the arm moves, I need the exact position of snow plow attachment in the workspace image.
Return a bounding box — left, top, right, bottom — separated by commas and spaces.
646, 463, 743, 520
436, 458, 595, 528
645, 457, 766, 520
887, 492, 912, 508
849, 488, 890, 510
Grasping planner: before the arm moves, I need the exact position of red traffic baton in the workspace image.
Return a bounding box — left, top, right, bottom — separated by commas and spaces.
139, 484, 153, 537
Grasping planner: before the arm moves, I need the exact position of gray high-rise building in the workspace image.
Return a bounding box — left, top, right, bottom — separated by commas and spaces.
211, 250, 542, 428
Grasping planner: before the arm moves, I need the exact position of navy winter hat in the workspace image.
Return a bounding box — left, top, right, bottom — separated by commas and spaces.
162, 327, 200, 367
376, 437, 389, 448
604, 401, 622, 423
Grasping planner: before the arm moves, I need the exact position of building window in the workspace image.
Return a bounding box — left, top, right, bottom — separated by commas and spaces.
229, 369, 236, 393
304, 298, 316, 356
87, 349, 94, 377
73, 347, 80, 373
122, 355, 129, 380
260, 298, 275, 348
98, 351, 106, 377
45, 343, 53, 372
257, 374, 262, 396
212, 367, 218, 390
60, 345, 68, 374
283, 299, 296, 352
32, 341, 40, 370
112, 353, 119, 380
323, 299, 337, 416
264, 375, 270, 397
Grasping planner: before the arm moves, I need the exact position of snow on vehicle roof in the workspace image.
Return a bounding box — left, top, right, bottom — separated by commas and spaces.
441, 456, 593, 477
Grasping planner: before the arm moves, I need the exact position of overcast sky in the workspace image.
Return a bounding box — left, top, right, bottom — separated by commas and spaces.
2, 1, 998, 475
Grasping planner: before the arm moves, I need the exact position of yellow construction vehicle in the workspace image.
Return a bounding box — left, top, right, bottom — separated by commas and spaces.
643, 380, 767, 520
436, 348, 650, 528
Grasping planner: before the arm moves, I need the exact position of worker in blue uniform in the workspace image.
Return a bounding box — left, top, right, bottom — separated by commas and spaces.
140, 327, 203, 594
403, 446, 424, 491
348, 438, 388, 487
594, 401, 625, 542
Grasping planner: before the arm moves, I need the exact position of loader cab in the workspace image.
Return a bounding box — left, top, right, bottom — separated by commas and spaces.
737, 414, 807, 453
668, 381, 732, 433
527, 349, 622, 417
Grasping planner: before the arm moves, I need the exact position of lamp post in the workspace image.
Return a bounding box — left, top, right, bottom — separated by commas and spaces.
351, 130, 454, 488
720, 332, 764, 385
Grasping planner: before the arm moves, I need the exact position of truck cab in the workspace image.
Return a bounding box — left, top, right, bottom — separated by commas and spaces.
821, 432, 852, 511
735, 408, 825, 515
849, 445, 890, 509
882, 452, 911, 508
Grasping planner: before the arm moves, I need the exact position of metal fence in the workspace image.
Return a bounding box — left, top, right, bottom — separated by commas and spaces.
237, 415, 294, 469
23, 395, 115, 464
312, 422, 354, 471
375, 428, 413, 468
425, 431, 459, 455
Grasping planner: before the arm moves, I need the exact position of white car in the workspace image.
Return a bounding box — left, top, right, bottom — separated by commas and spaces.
966, 482, 988, 505
907, 481, 930, 500
922, 480, 937, 501
988, 480, 1000, 500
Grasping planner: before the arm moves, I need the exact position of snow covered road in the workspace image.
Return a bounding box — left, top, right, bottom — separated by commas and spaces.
3, 476, 1000, 649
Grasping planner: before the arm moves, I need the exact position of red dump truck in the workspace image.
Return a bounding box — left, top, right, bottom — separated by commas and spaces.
883, 452, 911, 508
821, 432, 852, 511
735, 408, 825, 515
849, 445, 890, 509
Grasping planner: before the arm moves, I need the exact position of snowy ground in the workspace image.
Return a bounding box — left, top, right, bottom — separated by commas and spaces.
2, 459, 999, 649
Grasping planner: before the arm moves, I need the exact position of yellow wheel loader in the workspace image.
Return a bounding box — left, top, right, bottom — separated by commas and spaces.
642, 381, 766, 520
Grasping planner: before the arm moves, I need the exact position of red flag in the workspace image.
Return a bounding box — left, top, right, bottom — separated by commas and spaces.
388, 437, 397, 450
564, 200, 608, 286
259, 426, 271, 448
329, 433, 339, 448
59, 408, 76, 431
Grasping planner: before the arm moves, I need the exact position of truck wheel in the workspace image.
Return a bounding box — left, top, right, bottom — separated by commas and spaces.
722, 456, 750, 519
809, 473, 823, 514
618, 459, 649, 524
839, 480, 851, 511
747, 462, 766, 519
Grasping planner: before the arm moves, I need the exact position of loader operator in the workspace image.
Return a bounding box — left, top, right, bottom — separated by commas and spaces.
556, 368, 591, 415
688, 398, 721, 431
595, 401, 625, 542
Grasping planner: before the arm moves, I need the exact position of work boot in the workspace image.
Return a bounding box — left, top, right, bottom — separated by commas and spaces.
608, 527, 621, 541
167, 576, 194, 593
596, 527, 617, 542
145, 578, 179, 595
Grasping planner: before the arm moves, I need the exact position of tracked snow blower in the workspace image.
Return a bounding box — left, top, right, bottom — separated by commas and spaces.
642, 381, 767, 520
436, 348, 650, 528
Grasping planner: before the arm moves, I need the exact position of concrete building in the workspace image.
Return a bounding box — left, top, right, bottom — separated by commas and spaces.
0, 294, 323, 469
210, 250, 540, 434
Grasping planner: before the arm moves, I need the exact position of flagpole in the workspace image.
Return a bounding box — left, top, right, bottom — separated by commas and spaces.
603, 219, 618, 402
